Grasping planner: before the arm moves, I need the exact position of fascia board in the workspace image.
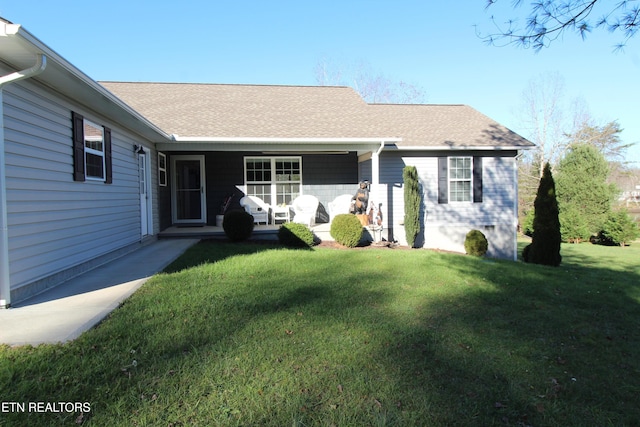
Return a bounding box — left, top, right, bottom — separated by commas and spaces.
1, 23, 171, 143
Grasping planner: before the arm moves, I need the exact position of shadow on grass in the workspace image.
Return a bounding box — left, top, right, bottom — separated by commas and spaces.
1, 243, 638, 426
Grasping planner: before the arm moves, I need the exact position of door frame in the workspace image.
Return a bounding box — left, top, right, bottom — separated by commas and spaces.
171, 155, 207, 224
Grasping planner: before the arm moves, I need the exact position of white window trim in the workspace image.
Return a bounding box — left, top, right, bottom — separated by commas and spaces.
244, 156, 302, 206
83, 118, 106, 182
158, 152, 167, 187
448, 156, 473, 203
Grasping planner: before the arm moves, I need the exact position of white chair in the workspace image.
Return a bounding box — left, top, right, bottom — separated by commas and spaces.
239, 196, 271, 225
328, 194, 355, 222
292, 195, 319, 227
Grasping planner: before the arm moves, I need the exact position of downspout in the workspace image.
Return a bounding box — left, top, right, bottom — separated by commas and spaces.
513, 151, 523, 261
0, 54, 47, 308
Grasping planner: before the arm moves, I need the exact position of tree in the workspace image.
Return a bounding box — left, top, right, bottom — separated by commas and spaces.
566, 120, 633, 162
482, 0, 640, 50
314, 58, 427, 104
600, 209, 640, 246
555, 144, 619, 239
516, 72, 572, 229
403, 166, 421, 248
524, 163, 562, 266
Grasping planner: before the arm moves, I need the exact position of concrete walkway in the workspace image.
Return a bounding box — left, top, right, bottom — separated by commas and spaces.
0, 238, 199, 346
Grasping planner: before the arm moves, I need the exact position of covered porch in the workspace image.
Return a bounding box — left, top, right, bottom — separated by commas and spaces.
158, 222, 333, 242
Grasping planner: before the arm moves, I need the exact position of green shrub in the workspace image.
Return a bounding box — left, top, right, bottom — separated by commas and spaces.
223, 210, 254, 242
278, 222, 315, 247
330, 214, 363, 248
403, 165, 421, 247
464, 229, 488, 256
599, 209, 640, 247
526, 163, 562, 266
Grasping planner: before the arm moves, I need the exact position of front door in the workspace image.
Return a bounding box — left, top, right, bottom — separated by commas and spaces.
138, 151, 150, 235
172, 155, 206, 224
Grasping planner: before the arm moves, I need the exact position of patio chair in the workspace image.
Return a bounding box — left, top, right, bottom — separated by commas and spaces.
239, 196, 271, 225
328, 194, 355, 222
292, 195, 319, 227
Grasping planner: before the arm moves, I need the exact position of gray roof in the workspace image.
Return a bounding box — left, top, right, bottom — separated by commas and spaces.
369, 104, 533, 148
99, 81, 534, 149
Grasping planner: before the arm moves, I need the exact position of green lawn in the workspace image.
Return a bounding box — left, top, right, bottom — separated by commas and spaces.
1, 240, 639, 426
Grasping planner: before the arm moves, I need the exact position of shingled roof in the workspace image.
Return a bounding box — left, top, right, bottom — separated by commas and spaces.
99, 82, 379, 139
99, 81, 533, 149
369, 104, 533, 148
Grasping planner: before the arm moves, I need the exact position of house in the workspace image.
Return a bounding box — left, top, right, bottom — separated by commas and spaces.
0, 19, 533, 307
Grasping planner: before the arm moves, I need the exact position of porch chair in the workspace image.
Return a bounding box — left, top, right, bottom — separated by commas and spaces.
292, 195, 319, 227
328, 194, 355, 222
239, 196, 271, 225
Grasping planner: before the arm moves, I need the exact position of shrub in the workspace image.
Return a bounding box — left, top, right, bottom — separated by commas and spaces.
278, 222, 315, 248
599, 209, 640, 247
560, 205, 591, 243
464, 229, 488, 256
223, 210, 254, 242
403, 166, 421, 247
330, 214, 363, 248
525, 163, 562, 266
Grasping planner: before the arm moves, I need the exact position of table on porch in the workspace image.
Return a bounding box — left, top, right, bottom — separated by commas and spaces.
272, 205, 291, 223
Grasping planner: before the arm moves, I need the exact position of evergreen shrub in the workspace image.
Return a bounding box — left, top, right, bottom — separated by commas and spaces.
525, 163, 562, 266
599, 210, 640, 247
330, 214, 363, 248
464, 229, 488, 256
403, 166, 421, 247
223, 210, 254, 242
278, 222, 315, 248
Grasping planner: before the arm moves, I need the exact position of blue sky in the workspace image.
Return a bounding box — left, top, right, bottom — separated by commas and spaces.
2, 0, 639, 162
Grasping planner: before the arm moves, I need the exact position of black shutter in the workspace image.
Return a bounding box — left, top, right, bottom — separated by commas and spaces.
104, 126, 112, 184
71, 111, 85, 181
473, 156, 483, 203
437, 157, 448, 204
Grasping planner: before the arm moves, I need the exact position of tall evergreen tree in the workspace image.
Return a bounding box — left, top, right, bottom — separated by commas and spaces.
403, 166, 421, 248
555, 144, 618, 239
524, 163, 562, 266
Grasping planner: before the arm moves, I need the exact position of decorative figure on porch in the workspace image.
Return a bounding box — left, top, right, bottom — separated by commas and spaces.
352, 181, 369, 215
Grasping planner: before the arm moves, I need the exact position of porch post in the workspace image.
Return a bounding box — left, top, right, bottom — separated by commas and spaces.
370, 141, 383, 212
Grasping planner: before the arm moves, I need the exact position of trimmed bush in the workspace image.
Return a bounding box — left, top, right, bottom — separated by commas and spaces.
464, 229, 488, 257
278, 222, 315, 248
525, 163, 562, 266
403, 165, 421, 247
330, 214, 363, 248
223, 210, 254, 242
599, 209, 640, 247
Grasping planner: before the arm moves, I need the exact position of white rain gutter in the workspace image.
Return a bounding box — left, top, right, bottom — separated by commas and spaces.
0, 54, 47, 308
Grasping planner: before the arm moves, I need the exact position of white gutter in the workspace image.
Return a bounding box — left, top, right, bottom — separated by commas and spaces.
0, 54, 47, 308
386, 145, 535, 151
170, 135, 402, 144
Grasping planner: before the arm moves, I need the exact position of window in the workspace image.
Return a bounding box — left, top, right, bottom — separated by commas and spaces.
449, 157, 472, 202
72, 111, 112, 183
158, 153, 167, 186
438, 156, 482, 204
245, 157, 301, 205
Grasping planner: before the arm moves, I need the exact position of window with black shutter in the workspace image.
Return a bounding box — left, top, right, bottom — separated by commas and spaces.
71, 111, 112, 183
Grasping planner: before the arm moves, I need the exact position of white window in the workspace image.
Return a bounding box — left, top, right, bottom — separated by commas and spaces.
449, 157, 472, 202
83, 119, 106, 181
158, 153, 167, 186
245, 157, 301, 205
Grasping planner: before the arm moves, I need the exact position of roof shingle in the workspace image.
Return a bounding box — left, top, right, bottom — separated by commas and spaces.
99, 81, 533, 148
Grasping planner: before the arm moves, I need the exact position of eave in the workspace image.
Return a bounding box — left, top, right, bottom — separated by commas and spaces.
0, 21, 170, 143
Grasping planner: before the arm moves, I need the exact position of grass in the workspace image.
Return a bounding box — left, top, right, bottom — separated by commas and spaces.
1, 240, 639, 426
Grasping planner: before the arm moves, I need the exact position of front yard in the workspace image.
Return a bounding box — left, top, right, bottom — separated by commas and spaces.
1, 241, 639, 426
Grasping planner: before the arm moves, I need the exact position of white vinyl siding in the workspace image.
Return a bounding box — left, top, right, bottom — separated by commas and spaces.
379, 151, 518, 259
3, 78, 156, 292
